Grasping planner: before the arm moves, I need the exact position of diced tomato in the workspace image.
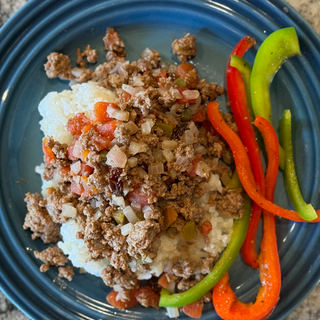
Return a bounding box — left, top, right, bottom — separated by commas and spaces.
202, 119, 218, 136
122, 91, 132, 102
176, 63, 200, 89
96, 120, 117, 140
80, 162, 94, 177
67, 113, 92, 136
94, 102, 117, 122
192, 110, 206, 122
182, 301, 204, 319
106, 289, 139, 309
158, 273, 169, 289
176, 87, 197, 104
157, 70, 167, 89
42, 137, 56, 165
91, 135, 111, 151
82, 124, 94, 134
59, 166, 71, 177
127, 189, 150, 207
186, 154, 202, 177
201, 220, 213, 236
135, 286, 160, 309
70, 180, 84, 195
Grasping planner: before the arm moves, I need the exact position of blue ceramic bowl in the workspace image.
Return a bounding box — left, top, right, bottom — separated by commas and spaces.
0, 0, 319, 319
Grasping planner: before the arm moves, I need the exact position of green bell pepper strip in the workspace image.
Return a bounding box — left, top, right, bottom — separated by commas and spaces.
159, 195, 251, 308
226, 169, 242, 189
279, 110, 317, 221
251, 27, 301, 170
230, 55, 264, 153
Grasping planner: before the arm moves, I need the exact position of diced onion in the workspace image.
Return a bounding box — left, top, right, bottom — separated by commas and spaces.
208, 173, 223, 193
183, 130, 195, 145
189, 95, 202, 111
142, 205, 152, 213
123, 206, 139, 224
152, 68, 161, 76
163, 150, 175, 162
113, 285, 123, 292
162, 140, 178, 150
61, 204, 77, 218
123, 186, 130, 196
128, 157, 138, 168
94, 210, 102, 221
176, 156, 188, 166
109, 64, 120, 75
169, 88, 183, 99
106, 145, 127, 168
131, 202, 141, 212
153, 149, 166, 163
72, 139, 82, 159
141, 47, 154, 61
168, 64, 177, 74
143, 256, 153, 263
166, 281, 176, 293
136, 167, 147, 179
148, 163, 164, 175
160, 61, 169, 70
70, 160, 81, 174
166, 307, 179, 318
188, 121, 199, 136
182, 90, 200, 100
107, 105, 129, 121
109, 138, 121, 148
118, 63, 128, 78
170, 168, 177, 180
125, 121, 139, 134
121, 222, 133, 236
112, 195, 125, 206
128, 141, 147, 155
195, 161, 211, 178
71, 68, 84, 77
141, 118, 155, 135
122, 84, 144, 96
132, 75, 144, 87
194, 144, 207, 155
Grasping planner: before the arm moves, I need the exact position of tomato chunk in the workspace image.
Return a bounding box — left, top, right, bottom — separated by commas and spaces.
122, 91, 132, 102
96, 120, 117, 140
42, 137, 56, 165
182, 301, 204, 319
158, 273, 169, 289
70, 180, 84, 195
80, 162, 94, 177
176, 63, 199, 89
67, 138, 80, 161
94, 102, 117, 122
59, 166, 71, 177
135, 286, 160, 309
106, 289, 139, 309
186, 154, 202, 177
202, 119, 219, 136
192, 110, 206, 122
201, 220, 213, 236
91, 135, 111, 151
176, 87, 197, 104
127, 189, 150, 207
67, 113, 92, 136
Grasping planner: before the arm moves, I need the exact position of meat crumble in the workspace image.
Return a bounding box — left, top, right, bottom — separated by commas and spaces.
25, 28, 245, 313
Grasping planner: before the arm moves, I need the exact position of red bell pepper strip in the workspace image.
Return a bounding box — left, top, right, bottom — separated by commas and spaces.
226, 36, 264, 269
207, 101, 320, 222
212, 116, 281, 320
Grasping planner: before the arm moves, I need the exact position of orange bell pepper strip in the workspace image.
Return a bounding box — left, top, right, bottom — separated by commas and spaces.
226, 36, 265, 269
212, 116, 281, 320
207, 101, 320, 222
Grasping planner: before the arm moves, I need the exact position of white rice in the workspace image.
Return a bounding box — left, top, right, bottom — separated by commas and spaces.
37, 81, 234, 280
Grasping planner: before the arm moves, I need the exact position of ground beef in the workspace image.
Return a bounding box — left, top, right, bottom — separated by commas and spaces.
196, 79, 225, 103
172, 33, 196, 62
23, 193, 60, 244
127, 220, 161, 260
177, 278, 198, 291
101, 265, 138, 289
82, 45, 98, 63
103, 27, 126, 55
133, 87, 161, 116
45, 136, 71, 168
168, 258, 198, 279
223, 113, 238, 133
34, 245, 68, 272
44, 52, 74, 80
58, 265, 75, 281
201, 254, 218, 274
215, 189, 244, 218
179, 198, 204, 222
73, 68, 94, 83
76, 48, 86, 68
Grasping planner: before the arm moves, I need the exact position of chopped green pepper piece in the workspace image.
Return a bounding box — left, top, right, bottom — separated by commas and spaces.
251, 27, 301, 170
159, 195, 251, 308
279, 110, 317, 221
180, 108, 193, 122
174, 77, 187, 88
136, 211, 145, 221
113, 210, 128, 225
227, 170, 242, 189
182, 220, 197, 240
100, 150, 108, 165
156, 122, 173, 138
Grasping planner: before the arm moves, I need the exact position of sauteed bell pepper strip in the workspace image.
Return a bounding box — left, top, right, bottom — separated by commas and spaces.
251, 27, 301, 170
227, 36, 265, 269
207, 101, 320, 222
159, 195, 251, 308
212, 115, 281, 320
280, 110, 317, 221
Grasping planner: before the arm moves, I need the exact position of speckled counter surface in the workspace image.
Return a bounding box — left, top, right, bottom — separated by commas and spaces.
0, 0, 319, 319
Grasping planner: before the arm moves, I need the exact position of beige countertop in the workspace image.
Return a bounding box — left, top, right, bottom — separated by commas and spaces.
0, 0, 319, 319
